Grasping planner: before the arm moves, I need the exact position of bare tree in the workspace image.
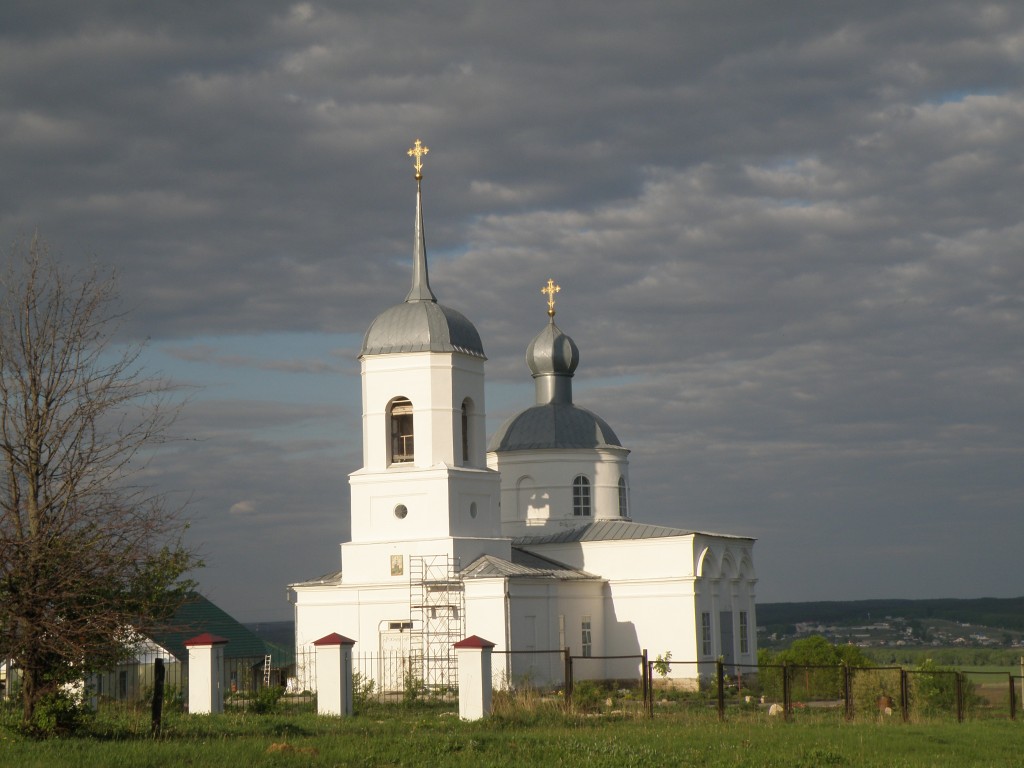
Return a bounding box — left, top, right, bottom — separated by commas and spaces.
0, 235, 197, 725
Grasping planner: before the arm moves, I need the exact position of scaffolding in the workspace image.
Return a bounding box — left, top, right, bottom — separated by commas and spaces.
409, 554, 464, 690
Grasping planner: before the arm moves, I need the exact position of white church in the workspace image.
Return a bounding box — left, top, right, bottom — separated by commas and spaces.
290, 142, 757, 689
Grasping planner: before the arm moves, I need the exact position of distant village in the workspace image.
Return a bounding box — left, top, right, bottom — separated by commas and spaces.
760, 615, 1024, 652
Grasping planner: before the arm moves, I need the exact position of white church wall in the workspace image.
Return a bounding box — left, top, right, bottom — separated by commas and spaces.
463, 577, 514, 687
292, 581, 412, 690
601, 578, 700, 681
361, 353, 485, 471
524, 536, 696, 581
489, 448, 630, 536
340, 537, 510, 586
554, 582, 606, 681
349, 467, 502, 543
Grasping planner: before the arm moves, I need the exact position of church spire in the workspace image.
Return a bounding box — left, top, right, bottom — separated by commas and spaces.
405, 139, 436, 303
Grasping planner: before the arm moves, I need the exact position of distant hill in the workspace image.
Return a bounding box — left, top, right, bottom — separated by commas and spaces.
245, 620, 295, 649
757, 597, 1024, 634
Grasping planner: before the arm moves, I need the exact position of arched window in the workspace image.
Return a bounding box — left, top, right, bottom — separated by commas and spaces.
388, 397, 414, 464
572, 475, 591, 517
617, 477, 629, 517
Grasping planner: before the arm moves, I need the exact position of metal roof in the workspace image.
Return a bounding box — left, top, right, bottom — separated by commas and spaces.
513, 519, 754, 546
289, 568, 343, 588
461, 548, 598, 580
360, 300, 485, 358
146, 592, 283, 664
487, 402, 623, 452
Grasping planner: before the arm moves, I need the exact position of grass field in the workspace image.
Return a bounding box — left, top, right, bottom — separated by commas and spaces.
2, 703, 1023, 767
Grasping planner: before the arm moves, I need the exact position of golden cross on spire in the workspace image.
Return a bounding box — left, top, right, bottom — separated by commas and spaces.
407, 139, 429, 180
541, 278, 561, 317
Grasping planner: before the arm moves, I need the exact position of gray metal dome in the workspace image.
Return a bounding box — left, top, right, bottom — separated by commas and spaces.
526, 320, 579, 376
488, 403, 622, 452
360, 300, 485, 358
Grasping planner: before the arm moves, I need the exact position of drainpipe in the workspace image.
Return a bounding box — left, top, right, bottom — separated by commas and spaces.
504, 578, 512, 685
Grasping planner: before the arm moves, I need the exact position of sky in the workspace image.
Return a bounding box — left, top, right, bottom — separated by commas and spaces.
3, 1, 1022, 622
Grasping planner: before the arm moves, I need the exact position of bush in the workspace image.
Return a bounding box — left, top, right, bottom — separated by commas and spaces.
402, 675, 420, 705
249, 685, 283, 715
570, 680, 606, 713
140, 683, 185, 714
25, 690, 90, 736
352, 672, 376, 710
910, 660, 979, 718
760, 636, 871, 702
850, 668, 902, 718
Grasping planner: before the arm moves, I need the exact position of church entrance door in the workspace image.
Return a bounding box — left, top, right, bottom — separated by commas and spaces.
379, 623, 412, 694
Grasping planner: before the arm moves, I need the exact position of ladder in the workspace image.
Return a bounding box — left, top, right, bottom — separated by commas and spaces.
263, 654, 272, 687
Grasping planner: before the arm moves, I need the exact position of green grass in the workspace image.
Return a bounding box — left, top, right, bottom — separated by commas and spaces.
2, 702, 1023, 767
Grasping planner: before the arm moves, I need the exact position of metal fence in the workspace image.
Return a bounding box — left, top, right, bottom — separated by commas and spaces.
81, 651, 314, 714
57, 648, 1022, 724
705, 661, 1023, 723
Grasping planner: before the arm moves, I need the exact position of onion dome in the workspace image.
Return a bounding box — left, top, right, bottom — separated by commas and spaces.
526, 320, 579, 377
488, 279, 622, 452
360, 141, 485, 359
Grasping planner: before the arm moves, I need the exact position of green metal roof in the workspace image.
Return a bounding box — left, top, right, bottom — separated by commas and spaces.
147, 593, 289, 666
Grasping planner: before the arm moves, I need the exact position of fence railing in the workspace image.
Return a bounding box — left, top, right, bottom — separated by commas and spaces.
49, 648, 1021, 724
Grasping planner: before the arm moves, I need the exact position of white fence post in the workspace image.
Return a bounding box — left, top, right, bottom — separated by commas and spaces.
185, 633, 228, 714
454, 635, 495, 721
314, 633, 356, 716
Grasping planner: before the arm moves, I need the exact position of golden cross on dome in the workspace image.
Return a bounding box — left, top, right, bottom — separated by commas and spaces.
407, 139, 429, 180
541, 278, 561, 317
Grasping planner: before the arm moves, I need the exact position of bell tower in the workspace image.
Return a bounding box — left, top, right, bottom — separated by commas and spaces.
341, 141, 509, 585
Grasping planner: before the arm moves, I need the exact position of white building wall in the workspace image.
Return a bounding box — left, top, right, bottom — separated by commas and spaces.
348, 469, 503, 548
490, 448, 631, 536
361, 353, 486, 472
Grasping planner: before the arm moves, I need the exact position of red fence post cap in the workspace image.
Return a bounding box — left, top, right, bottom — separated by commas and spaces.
454, 635, 496, 649
313, 632, 356, 646
184, 632, 229, 647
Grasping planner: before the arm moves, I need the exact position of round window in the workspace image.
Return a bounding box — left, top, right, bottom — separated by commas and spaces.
394, 504, 408, 519
469, 502, 478, 519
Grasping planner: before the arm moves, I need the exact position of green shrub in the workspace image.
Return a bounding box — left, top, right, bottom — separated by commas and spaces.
25, 690, 91, 736
653, 652, 673, 678
352, 672, 376, 710
850, 668, 902, 718
570, 680, 606, 713
402, 675, 422, 705
249, 685, 283, 714
140, 683, 185, 714
910, 660, 979, 718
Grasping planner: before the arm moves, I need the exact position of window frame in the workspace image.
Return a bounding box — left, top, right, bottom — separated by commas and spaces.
581, 615, 593, 658
572, 475, 592, 517
388, 397, 414, 464
701, 612, 712, 657
617, 477, 628, 517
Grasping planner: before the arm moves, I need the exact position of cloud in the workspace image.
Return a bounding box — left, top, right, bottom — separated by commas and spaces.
164, 344, 340, 374
3, 0, 1023, 617
228, 500, 256, 515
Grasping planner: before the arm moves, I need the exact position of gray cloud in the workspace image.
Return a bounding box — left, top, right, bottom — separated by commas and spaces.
3, 1, 1022, 618
164, 343, 340, 374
